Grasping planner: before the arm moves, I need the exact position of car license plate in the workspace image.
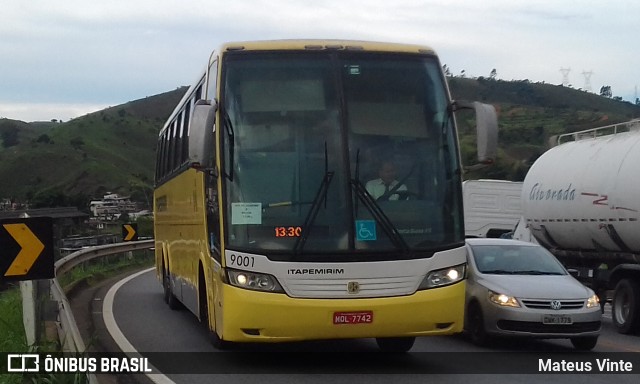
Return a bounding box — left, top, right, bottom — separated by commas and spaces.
333, 311, 373, 325
543, 314, 572, 324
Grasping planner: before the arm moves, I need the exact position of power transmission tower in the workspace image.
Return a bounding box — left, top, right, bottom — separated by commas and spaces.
582, 70, 593, 92
560, 67, 571, 86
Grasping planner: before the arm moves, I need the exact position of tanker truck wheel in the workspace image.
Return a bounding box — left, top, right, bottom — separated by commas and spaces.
612, 279, 640, 334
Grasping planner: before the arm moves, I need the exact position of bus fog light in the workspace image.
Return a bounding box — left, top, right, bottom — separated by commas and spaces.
419, 264, 466, 290
227, 269, 284, 293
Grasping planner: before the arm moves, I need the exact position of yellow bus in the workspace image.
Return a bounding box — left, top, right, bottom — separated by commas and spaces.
154, 39, 497, 352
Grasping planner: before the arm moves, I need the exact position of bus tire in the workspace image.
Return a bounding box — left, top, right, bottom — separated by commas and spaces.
209, 330, 231, 350
198, 267, 209, 325
199, 267, 231, 350
163, 267, 181, 310
612, 278, 640, 334
375, 337, 415, 353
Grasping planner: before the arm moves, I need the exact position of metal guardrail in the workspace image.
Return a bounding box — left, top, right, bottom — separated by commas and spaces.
46, 239, 154, 384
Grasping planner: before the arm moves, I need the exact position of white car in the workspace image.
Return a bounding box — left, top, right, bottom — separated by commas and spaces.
464, 238, 602, 350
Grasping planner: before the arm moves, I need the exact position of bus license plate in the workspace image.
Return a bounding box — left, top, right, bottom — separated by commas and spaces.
333, 311, 373, 325
543, 314, 572, 325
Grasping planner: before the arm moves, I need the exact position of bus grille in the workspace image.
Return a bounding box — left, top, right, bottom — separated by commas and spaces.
284, 276, 420, 298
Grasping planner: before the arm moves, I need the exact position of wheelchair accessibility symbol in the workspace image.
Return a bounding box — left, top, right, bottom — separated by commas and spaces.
356, 220, 377, 241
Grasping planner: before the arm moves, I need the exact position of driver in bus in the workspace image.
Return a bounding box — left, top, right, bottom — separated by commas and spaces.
365, 160, 407, 201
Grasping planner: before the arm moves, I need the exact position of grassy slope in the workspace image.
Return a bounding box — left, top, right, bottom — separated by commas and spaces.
0, 88, 187, 202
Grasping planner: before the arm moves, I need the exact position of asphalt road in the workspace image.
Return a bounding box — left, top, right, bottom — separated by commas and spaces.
80, 267, 640, 384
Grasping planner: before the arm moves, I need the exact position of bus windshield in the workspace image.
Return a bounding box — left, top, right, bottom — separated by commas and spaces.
222, 51, 463, 259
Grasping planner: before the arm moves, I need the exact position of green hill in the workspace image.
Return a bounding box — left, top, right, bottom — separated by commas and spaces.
1, 79, 639, 210
451, 78, 640, 180
0, 87, 187, 208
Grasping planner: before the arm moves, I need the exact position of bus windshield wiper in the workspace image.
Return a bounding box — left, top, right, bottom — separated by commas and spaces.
293, 171, 334, 256
350, 179, 410, 254
294, 143, 333, 256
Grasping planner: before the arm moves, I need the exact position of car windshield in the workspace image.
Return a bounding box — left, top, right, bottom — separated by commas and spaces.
469, 244, 567, 275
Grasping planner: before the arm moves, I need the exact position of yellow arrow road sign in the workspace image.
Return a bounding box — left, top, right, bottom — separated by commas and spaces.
123, 224, 137, 241
3, 223, 45, 277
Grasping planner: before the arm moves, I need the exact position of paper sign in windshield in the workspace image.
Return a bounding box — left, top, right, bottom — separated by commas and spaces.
231, 203, 262, 225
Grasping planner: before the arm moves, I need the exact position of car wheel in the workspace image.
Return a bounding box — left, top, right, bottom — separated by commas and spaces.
570, 336, 598, 351
467, 303, 490, 346
612, 279, 640, 334
375, 337, 416, 352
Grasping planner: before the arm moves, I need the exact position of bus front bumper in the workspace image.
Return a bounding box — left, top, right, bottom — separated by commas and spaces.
218, 281, 465, 342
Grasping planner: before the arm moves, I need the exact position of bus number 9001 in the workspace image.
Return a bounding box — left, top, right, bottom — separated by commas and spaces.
229, 254, 255, 268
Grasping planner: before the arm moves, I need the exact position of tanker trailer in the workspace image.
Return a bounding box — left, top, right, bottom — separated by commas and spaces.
517, 119, 640, 334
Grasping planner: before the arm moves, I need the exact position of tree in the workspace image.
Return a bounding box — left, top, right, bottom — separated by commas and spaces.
36, 134, 51, 144
442, 64, 452, 77
0, 120, 21, 148
70, 137, 85, 150
489, 68, 497, 80
600, 85, 612, 98
0, 127, 19, 148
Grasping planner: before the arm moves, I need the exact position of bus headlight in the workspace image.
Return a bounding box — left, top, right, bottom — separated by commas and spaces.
226, 269, 284, 293
418, 264, 466, 290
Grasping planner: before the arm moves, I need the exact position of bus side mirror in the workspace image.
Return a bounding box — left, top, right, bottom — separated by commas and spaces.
452, 100, 498, 170
189, 99, 217, 171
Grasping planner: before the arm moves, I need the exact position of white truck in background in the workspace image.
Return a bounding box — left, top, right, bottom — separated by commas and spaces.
514, 119, 640, 335
463, 179, 523, 238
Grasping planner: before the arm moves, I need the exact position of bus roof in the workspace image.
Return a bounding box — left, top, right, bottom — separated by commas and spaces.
217, 39, 436, 56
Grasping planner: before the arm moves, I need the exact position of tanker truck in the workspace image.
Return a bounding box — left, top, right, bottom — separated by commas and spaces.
514, 119, 640, 335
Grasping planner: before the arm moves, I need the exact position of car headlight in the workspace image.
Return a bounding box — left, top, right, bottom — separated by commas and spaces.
488, 291, 520, 307
226, 269, 284, 293
418, 264, 466, 290
586, 294, 600, 309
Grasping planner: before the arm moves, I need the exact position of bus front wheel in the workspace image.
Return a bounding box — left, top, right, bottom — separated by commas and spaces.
209, 329, 231, 350
199, 270, 231, 350
375, 337, 415, 352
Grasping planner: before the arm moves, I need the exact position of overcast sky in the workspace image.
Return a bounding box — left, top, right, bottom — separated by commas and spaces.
1, 0, 639, 122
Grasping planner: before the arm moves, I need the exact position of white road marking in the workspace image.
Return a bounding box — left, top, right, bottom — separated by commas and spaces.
103, 267, 176, 384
